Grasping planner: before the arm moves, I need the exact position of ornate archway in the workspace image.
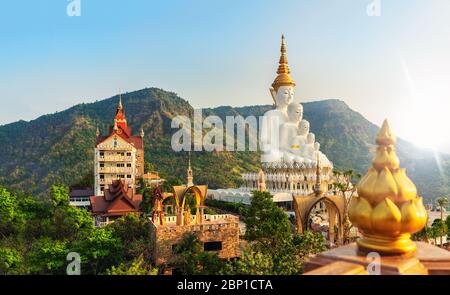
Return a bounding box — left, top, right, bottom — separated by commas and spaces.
172, 185, 208, 226
293, 192, 345, 245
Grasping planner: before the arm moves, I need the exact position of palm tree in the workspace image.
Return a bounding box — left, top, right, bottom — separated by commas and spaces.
435, 197, 449, 248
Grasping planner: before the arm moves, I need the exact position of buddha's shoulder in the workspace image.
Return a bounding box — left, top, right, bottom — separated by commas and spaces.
264, 109, 285, 117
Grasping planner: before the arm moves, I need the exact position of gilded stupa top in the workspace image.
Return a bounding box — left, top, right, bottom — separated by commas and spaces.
272, 34, 296, 91
348, 119, 427, 255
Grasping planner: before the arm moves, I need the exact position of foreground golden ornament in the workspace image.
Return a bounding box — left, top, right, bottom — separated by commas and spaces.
348, 120, 427, 254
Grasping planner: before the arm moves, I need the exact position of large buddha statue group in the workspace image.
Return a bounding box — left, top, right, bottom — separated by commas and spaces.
260, 35, 331, 168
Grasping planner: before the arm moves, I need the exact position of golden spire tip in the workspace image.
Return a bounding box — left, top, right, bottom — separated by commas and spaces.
376, 119, 396, 146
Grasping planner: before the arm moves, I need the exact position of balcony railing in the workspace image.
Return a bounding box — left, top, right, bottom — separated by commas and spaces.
98, 167, 133, 173
98, 156, 133, 162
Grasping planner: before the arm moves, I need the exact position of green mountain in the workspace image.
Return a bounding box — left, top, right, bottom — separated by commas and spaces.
0, 87, 448, 202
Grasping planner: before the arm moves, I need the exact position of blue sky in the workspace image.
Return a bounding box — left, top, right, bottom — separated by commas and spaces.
1, 0, 450, 152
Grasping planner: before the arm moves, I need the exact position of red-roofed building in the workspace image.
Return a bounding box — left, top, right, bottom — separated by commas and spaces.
90, 180, 143, 226
94, 95, 145, 196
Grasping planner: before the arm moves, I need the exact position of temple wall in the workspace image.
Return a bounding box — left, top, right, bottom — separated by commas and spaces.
150, 219, 240, 266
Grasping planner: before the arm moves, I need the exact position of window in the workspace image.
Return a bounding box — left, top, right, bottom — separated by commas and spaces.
127, 152, 131, 156
203, 241, 222, 251
127, 163, 132, 167
100, 174, 104, 179
117, 163, 125, 167
127, 175, 132, 178
100, 152, 104, 156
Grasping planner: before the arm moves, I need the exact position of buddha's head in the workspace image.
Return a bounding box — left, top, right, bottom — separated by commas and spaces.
307, 133, 315, 144
314, 142, 320, 151
287, 102, 303, 124
298, 120, 310, 136
270, 86, 294, 109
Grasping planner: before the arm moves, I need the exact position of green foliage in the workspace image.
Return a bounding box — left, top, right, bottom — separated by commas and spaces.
232, 191, 326, 275
0, 185, 158, 275
73, 227, 123, 274
0, 247, 23, 275
205, 199, 246, 215
242, 191, 291, 247
173, 233, 226, 275
27, 237, 69, 274
50, 185, 70, 208
107, 214, 151, 261
105, 255, 158, 275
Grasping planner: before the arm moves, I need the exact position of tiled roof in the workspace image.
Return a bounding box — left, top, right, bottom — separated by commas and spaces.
90, 180, 142, 215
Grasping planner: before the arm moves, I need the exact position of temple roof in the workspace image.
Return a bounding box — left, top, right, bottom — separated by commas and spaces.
90, 180, 142, 215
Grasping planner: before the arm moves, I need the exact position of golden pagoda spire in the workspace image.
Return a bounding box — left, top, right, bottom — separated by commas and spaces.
272, 34, 296, 92
348, 119, 427, 254
314, 153, 322, 194
187, 151, 193, 187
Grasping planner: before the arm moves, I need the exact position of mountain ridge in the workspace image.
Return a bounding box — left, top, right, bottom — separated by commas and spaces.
0, 87, 448, 201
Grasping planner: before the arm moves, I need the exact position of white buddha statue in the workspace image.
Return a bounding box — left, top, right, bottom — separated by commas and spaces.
304, 132, 316, 158
289, 119, 310, 158
260, 34, 297, 163
279, 102, 303, 160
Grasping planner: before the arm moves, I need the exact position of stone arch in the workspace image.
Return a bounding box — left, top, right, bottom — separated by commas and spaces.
305, 197, 341, 244
293, 193, 345, 245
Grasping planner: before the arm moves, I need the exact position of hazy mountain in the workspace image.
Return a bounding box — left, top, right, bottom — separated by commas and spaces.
0, 87, 448, 202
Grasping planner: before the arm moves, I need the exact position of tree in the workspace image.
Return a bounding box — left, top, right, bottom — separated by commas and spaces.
27, 238, 69, 274
435, 197, 449, 247
238, 191, 326, 275
0, 247, 23, 275
333, 169, 361, 244
242, 191, 291, 249
73, 227, 123, 274
50, 185, 70, 208
0, 188, 22, 237
105, 255, 158, 275
172, 233, 226, 275
107, 213, 151, 261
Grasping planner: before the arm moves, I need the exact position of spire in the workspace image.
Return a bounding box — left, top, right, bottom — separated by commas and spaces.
118, 93, 123, 110
314, 154, 322, 195
272, 34, 296, 92
187, 151, 193, 187
114, 92, 127, 130
96, 127, 100, 137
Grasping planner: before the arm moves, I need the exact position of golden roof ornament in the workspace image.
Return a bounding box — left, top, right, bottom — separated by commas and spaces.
348, 119, 427, 254
271, 34, 296, 92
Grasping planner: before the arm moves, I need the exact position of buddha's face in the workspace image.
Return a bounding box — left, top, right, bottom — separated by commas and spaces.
298, 120, 310, 136
307, 133, 315, 144
287, 102, 303, 123
274, 86, 294, 108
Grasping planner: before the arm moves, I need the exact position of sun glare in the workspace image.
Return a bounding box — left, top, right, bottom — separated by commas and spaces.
399, 59, 450, 153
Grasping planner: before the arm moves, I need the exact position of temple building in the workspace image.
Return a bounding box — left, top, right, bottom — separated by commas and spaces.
209, 35, 335, 211
150, 156, 240, 272
94, 95, 145, 196
90, 180, 142, 227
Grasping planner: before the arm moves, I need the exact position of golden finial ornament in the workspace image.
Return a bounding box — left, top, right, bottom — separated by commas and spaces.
348, 119, 427, 254
271, 34, 296, 92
